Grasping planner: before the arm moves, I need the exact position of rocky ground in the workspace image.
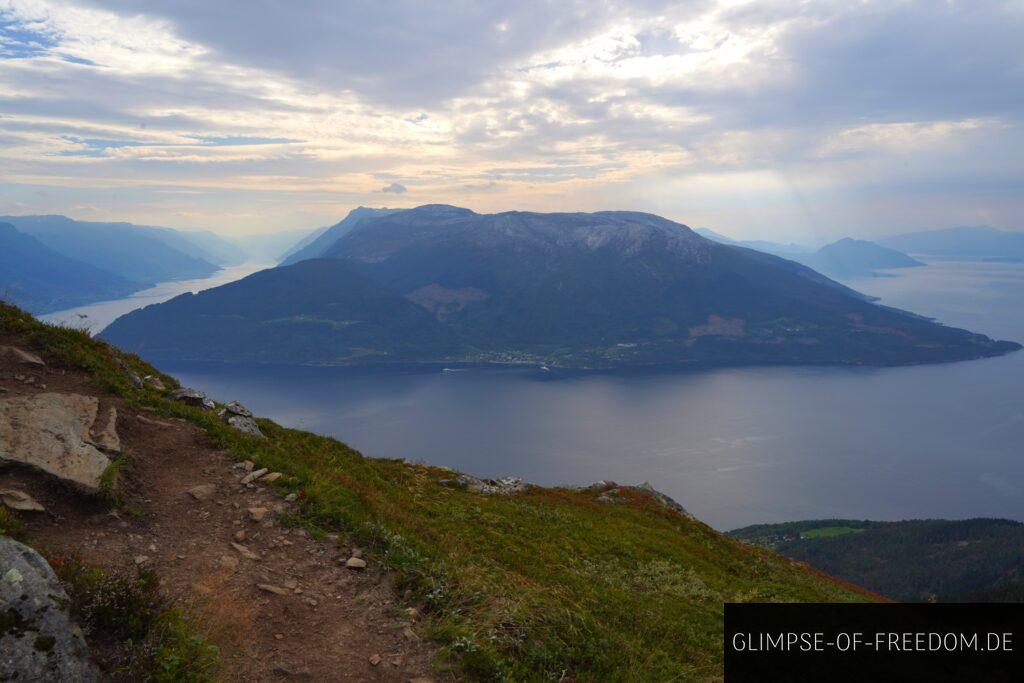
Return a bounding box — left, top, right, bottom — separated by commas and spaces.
0, 342, 444, 681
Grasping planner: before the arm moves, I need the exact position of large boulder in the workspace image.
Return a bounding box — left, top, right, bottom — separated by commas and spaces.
222, 401, 263, 438
169, 387, 215, 410
0, 393, 115, 493
0, 346, 45, 367
0, 537, 100, 681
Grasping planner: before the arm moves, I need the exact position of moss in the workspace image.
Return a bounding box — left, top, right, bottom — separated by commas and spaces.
33, 634, 56, 652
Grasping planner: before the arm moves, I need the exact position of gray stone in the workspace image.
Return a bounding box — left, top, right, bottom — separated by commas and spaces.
438, 473, 530, 495
142, 375, 165, 390
225, 400, 253, 418
634, 482, 692, 517
240, 468, 268, 485
345, 557, 367, 570
0, 488, 45, 512
0, 346, 45, 367
0, 393, 111, 493
87, 406, 120, 454
225, 413, 263, 438
187, 483, 217, 500
0, 537, 99, 681
128, 374, 143, 389
169, 387, 214, 409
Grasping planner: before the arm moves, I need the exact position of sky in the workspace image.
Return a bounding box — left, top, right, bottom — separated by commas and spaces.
0, 0, 1022, 241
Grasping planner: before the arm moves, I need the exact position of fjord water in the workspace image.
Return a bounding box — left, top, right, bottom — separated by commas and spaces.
161, 259, 1024, 530
40, 263, 271, 334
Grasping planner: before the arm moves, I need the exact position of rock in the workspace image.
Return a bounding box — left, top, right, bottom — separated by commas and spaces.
350, 547, 363, 559
133, 555, 149, 565
257, 583, 289, 596
225, 400, 253, 418
248, 507, 268, 522
369, 653, 382, 666
142, 375, 165, 390
0, 489, 45, 512
284, 579, 298, 590
219, 555, 239, 571
263, 472, 283, 483
0, 393, 111, 493
136, 414, 173, 428
233, 529, 246, 542
273, 664, 313, 679
87, 406, 120, 454
225, 413, 263, 438
169, 387, 215, 410
0, 538, 99, 681
0, 346, 45, 366
128, 373, 143, 389
438, 473, 530, 495
404, 607, 419, 619
240, 468, 268, 485
242, 460, 255, 472
284, 493, 298, 502
345, 557, 367, 570
230, 542, 259, 560
187, 484, 217, 500
634, 482, 692, 517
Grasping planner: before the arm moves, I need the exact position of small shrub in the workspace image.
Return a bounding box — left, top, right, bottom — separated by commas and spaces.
52, 555, 219, 681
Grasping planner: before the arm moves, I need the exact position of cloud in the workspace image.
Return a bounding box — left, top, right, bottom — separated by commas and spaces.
0, 0, 1020, 239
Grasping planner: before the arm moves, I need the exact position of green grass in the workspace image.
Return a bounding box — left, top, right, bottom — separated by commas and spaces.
0, 301, 875, 681
50, 555, 219, 682
800, 526, 865, 539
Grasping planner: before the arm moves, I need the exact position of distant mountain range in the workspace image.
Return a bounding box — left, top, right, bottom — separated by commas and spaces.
700, 225, 1024, 270
696, 229, 923, 278
879, 226, 1024, 261
0, 215, 331, 315
0, 222, 141, 313
101, 204, 1020, 368
279, 207, 401, 266
731, 518, 1024, 602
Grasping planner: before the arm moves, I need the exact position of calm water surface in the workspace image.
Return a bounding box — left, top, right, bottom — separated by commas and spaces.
41, 263, 271, 333
150, 259, 1022, 530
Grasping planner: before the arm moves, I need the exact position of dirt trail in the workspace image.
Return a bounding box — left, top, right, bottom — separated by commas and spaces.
0, 343, 443, 681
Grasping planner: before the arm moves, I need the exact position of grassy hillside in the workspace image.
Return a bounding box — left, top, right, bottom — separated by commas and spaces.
730, 518, 1024, 603
1, 301, 876, 680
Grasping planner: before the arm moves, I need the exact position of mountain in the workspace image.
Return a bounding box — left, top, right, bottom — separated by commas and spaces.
279, 207, 401, 265
797, 238, 924, 278
100, 259, 461, 363
2, 300, 875, 680
879, 226, 1024, 261
277, 225, 330, 262
731, 518, 1024, 602
694, 228, 814, 255
0, 215, 220, 283
697, 229, 923, 278
238, 227, 327, 263
102, 204, 1021, 368
161, 229, 246, 266
0, 222, 140, 313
